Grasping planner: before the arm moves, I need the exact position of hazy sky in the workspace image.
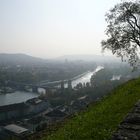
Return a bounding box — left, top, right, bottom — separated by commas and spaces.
0, 0, 120, 58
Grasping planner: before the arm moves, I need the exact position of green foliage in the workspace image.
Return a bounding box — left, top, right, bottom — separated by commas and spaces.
102, 0, 140, 68
90, 69, 112, 87
42, 78, 140, 140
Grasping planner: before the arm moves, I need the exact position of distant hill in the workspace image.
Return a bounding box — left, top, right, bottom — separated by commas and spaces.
0, 53, 48, 66
0, 53, 121, 66
55, 54, 120, 62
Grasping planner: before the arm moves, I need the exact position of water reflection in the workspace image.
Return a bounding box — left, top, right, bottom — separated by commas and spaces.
0, 91, 39, 106
65, 66, 104, 88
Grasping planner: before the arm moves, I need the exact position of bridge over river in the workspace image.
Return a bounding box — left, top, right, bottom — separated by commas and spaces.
38, 66, 104, 88
7, 66, 104, 92
0, 66, 103, 106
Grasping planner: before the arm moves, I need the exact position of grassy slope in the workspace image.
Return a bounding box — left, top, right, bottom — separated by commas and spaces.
42, 78, 140, 140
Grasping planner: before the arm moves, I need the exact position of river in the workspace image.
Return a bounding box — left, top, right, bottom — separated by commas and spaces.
65, 66, 104, 88
0, 66, 104, 106
0, 91, 39, 106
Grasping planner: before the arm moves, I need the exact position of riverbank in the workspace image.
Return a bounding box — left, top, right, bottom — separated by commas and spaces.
39, 77, 140, 140
39, 66, 104, 87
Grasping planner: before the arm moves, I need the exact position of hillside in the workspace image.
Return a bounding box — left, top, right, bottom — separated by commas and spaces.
0, 53, 48, 66
36, 78, 140, 140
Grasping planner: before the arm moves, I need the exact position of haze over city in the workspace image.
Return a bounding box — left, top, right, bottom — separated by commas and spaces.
0, 0, 120, 58
1, 0, 140, 139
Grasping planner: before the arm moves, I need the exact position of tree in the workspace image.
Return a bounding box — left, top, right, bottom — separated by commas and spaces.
101, 0, 140, 68
90, 69, 112, 87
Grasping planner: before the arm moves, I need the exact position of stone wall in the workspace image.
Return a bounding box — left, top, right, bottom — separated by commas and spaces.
112, 100, 140, 140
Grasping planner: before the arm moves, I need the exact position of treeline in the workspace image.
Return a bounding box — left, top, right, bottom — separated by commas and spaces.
0, 61, 97, 86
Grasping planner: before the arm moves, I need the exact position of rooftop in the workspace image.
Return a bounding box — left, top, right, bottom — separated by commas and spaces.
26, 98, 42, 105
4, 124, 28, 135
0, 103, 27, 113
46, 109, 67, 118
